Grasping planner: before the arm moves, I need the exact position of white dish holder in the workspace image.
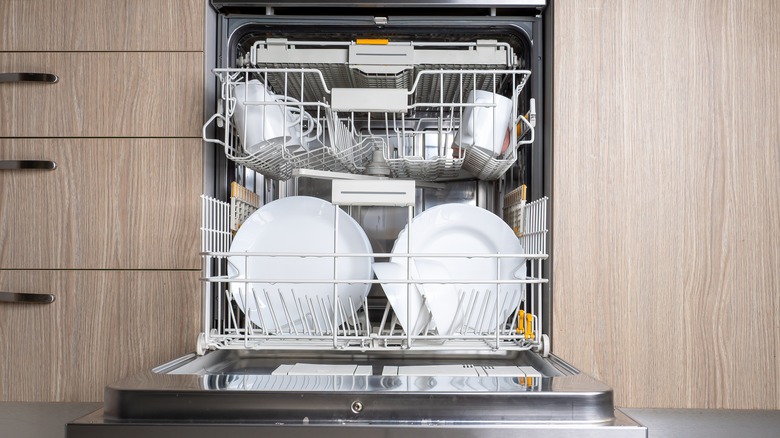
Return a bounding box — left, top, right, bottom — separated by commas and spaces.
203, 39, 535, 181
197, 184, 549, 355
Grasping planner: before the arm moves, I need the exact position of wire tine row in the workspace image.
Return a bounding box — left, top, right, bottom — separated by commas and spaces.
201, 195, 230, 253
521, 197, 548, 255
225, 286, 368, 337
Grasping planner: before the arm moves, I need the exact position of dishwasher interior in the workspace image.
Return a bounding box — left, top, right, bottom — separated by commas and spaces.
68, 2, 646, 436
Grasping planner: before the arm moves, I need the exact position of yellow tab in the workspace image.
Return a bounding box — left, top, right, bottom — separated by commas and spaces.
525, 313, 534, 340
516, 310, 525, 334
520, 184, 527, 201
356, 38, 389, 45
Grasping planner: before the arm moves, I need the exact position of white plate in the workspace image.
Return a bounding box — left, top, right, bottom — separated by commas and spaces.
373, 259, 459, 336
227, 196, 373, 332
390, 203, 526, 333
408, 259, 461, 336
372, 262, 432, 336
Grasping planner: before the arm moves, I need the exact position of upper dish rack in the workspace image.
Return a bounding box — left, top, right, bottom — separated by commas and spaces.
245, 38, 518, 104
203, 39, 535, 182
197, 181, 549, 355
203, 68, 377, 181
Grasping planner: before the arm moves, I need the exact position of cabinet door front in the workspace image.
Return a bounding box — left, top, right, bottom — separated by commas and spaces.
0, 270, 200, 401
0, 139, 201, 269
0, 52, 202, 137
0, 0, 203, 51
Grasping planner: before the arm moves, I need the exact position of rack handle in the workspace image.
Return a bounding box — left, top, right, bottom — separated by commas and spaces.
203, 113, 228, 147
0, 160, 57, 171
0, 291, 55, 304
0, 72, 59, 84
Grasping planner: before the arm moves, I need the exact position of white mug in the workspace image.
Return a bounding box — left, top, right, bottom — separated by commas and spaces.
232, 80, 320, 154
454, 90, 513, 157
271, 94, 323, 153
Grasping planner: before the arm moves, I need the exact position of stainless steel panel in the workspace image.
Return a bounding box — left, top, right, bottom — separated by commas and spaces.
68, 408, 645, 438
95, 350, 617, 424
211, 1, 547, 10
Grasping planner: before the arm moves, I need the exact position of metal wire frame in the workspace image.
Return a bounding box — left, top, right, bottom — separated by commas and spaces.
203, 67, 535, 182
198, 196, 548, 354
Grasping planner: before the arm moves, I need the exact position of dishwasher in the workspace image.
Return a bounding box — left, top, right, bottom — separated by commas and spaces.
68, 1, 646, 437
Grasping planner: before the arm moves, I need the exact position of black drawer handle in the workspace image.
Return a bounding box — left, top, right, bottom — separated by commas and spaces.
0, 160, 57, 170
0, 72, 59, 84
0, 292, 55, 304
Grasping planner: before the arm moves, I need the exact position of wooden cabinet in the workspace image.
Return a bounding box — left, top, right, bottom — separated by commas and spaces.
0, 52, 202, 137
0, 270, 200, 401
0, 0, 204, 401
0, 0, 203, 51
553, 0, 780, 409
0, 139, 201, 269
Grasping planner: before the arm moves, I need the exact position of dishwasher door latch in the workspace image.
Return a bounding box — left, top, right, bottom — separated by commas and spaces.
374, 17, 388, 25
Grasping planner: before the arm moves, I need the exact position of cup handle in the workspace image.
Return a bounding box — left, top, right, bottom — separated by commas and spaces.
273, 95, 322, 147
298, 111, 322, 143
275, 95, 304, 121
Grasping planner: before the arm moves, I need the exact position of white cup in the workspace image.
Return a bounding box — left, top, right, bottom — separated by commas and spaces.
232, 80, 320, 154
454, 90, 513, 157
273, 95, 322, 153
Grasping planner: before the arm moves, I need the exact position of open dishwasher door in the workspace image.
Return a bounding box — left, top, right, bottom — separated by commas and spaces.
69, 2, 645, 436
68, 349, 645, 437
68, 180, 644, 437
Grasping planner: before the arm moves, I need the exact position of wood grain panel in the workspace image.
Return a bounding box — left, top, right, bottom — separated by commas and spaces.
553, 0, 780, 408
0, 52, 202, 137
0, 139, 201, 269
0, 0, 203, 52
0, 270, 200, 401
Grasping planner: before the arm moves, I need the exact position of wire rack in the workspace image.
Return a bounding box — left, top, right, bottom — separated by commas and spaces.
203, 37, 535, 182
197, 186, 549, 355
203, 67, 534, 182
248, 38, 517, 102
365, 69, 533, 181
203, 68, 375, 181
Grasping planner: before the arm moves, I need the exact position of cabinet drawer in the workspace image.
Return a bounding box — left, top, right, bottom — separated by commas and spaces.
0, 52, 202, 137
0, 138, 201, 269
0, 0, 203, 51
0, 270, 200, 401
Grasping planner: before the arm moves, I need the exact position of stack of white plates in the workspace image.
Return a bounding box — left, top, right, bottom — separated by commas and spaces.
374, 203, 526, 336
227, 196, 373, 333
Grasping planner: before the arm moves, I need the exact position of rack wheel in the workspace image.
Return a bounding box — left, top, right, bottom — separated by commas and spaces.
533, 333, 550, 357
540, 334, 550, 358
196, 333, 207, 356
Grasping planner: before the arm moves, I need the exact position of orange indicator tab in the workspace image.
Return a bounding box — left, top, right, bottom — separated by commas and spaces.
356, 38, 389, 45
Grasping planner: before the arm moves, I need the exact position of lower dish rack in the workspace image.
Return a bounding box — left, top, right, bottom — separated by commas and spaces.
197, 181, 549, 355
